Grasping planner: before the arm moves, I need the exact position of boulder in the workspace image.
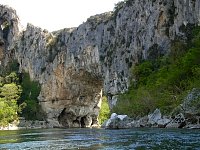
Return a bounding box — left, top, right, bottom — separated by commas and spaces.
148, 109, 162, 126
117, 115, 128, 121
102, 113, 131, 129
126, 120, 140, 128
157, 117, 171, 128
138, 116, 149, 127
165, 122, 180, 128
110, 113, 118, 119
166, 113, 186, 128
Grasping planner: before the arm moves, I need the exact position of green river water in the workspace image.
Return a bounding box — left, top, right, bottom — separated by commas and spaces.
0, 128, 200, 150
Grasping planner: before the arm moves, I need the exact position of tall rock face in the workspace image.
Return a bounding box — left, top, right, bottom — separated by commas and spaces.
101, 0, 200, 108
16, 24, 103, 127
1, 0, 200, 127
0, 5, 19, 72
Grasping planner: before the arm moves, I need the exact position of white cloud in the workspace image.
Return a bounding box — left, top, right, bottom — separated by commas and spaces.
1, 0, 121, 31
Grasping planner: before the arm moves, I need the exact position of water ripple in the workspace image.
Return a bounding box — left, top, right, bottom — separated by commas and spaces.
0, 128, 200, 150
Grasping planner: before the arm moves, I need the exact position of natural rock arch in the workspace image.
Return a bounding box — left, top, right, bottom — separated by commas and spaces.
39, 67, 103, 128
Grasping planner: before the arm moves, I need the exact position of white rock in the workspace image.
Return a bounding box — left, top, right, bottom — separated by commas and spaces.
157, 118, 171, 126
105, 119, 111, 127
117, 115, 128, 121
148, 109, 162, 125
110, 113, 118, 120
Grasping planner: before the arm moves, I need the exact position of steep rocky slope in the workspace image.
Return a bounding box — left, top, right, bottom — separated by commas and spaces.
0, 5, 19, 71
0, 0, 200, 127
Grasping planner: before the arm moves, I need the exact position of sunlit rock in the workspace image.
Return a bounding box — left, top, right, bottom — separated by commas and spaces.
1, 0, 200, 128
102, 113, 131, 129
148, 109, 162, 125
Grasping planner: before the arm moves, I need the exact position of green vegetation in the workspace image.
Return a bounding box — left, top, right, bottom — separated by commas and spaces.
0, 72, 22, 126
98, 96, 110, 124
112, 26, 200, 118
0, 59, 45, 126
19, 73, 45, 120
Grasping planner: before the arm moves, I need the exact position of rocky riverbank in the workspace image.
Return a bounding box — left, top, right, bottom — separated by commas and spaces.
0, 117, 101, 130
102, 111, 200, 129
102, 88, 200, 129
1, 0, 200, 128
0, 118, 51, 130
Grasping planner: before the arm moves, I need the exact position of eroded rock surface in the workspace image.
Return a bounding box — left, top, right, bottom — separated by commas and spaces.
0, 5, 19, 71
0, 0, 200, 127
15, 23, 104, 127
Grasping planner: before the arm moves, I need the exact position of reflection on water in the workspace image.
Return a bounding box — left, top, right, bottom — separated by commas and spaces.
0, 128, 200, 149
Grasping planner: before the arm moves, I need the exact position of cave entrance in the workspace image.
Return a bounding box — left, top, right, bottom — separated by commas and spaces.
58, 109, 88, 128
58, 108, 83, 128
56, 70, 103, 128
58, 108, 70, 128
80, 117, 86, 128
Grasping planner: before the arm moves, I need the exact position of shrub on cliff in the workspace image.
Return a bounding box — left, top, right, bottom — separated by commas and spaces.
19, 73, 46, 120
98, 96, 110, 124
113, 26, 200, 118
0, 60, 45, 122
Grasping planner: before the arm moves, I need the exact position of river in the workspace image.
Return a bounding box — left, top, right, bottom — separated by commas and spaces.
0, 128, 200, 149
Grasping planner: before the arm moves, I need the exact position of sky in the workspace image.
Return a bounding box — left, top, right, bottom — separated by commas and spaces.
1, 0, 121, 31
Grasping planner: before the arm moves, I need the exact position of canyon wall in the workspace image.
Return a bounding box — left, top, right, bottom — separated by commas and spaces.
0, 5, 19, 71
0, 0, 200, 127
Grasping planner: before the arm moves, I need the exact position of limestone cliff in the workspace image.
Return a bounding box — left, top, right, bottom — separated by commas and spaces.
0, 0, 200, 127
0, 5, 19, 72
